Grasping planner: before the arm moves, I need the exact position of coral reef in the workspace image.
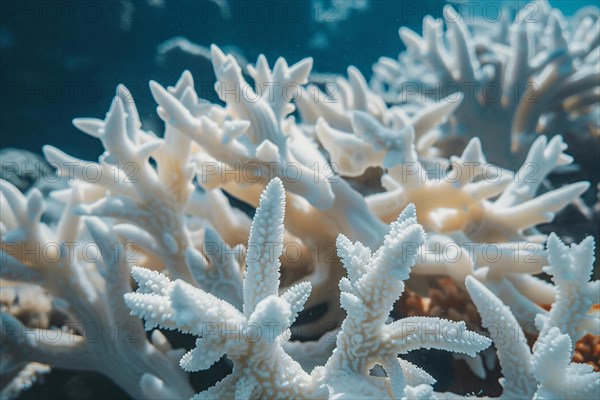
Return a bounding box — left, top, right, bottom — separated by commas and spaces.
1, 1, 599, 399
371, 0, 600, 167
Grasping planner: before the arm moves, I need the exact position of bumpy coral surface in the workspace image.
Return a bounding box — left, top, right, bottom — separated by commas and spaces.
126, 179, 492, 398
1, 1, 599, 399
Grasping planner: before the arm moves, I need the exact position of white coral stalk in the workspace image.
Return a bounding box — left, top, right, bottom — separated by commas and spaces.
0, 181, 193, 399
320, 204, 491, 398
536, 233, 600, 347
126, 178, 317, 399
465, 276, 537, 398
466, 231, 600, 399
43, 83, 198, 282
532, 327, 600, 399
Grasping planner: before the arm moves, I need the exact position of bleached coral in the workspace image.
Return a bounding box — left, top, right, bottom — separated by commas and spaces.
43, 84, 199, 283
1, 3, 598, 398
536, 233, 599, 344
465, 232, 599, 398
149, 46, 389, 335
310, 80, 589, 335
125, 179, 319, 399
371, 1, 600, 166
0, 181, 193, 399
319, 203, 491, 398
126, 179, 491, 399
148, 43, 588, 348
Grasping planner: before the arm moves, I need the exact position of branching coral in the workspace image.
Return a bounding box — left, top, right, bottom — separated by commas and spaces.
309, 77, 589, 335
465, 232, 599, 398
43, 84, 199, 283
126, 180, 492, 399
371, 0, 600, 166
147, 43, 588, 346
1, 2, 598, 398
125, 179, 319, 399
0, 181, 193, 399
148, 47, 389, 336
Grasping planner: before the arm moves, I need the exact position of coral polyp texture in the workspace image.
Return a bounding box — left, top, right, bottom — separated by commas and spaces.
1, 1, 599, 399
125, 181, 492, 399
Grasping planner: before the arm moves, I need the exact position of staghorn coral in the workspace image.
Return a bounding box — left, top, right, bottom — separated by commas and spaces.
0, 181, 194, 399
125, 180, 492, 398
466, 275, 597, 399
536, 233, 599, 346
0, 2, 598, 398
149, 44, 590, 344
371, 1, 600, 167
148, 46, 389, 337
312, 87, 589, 338
465, 232, 599, 398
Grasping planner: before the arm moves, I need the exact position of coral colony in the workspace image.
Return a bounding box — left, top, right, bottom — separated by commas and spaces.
1, 1, 599, 399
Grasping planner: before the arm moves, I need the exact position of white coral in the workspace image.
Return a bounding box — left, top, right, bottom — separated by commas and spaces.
321, 204, 491, 398
0, 181, 193, 399
465, 232, 600, 399
536, 233, 600, 343
1, 5, 597, 397
350, 113, 588, 335
126, 181, 492, 399
126, 179, 318, 399
371, 1, 600, 166
531, 327, 599, 399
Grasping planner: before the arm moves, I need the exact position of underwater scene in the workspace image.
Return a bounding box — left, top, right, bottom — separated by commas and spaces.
0, 0, 599, 399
